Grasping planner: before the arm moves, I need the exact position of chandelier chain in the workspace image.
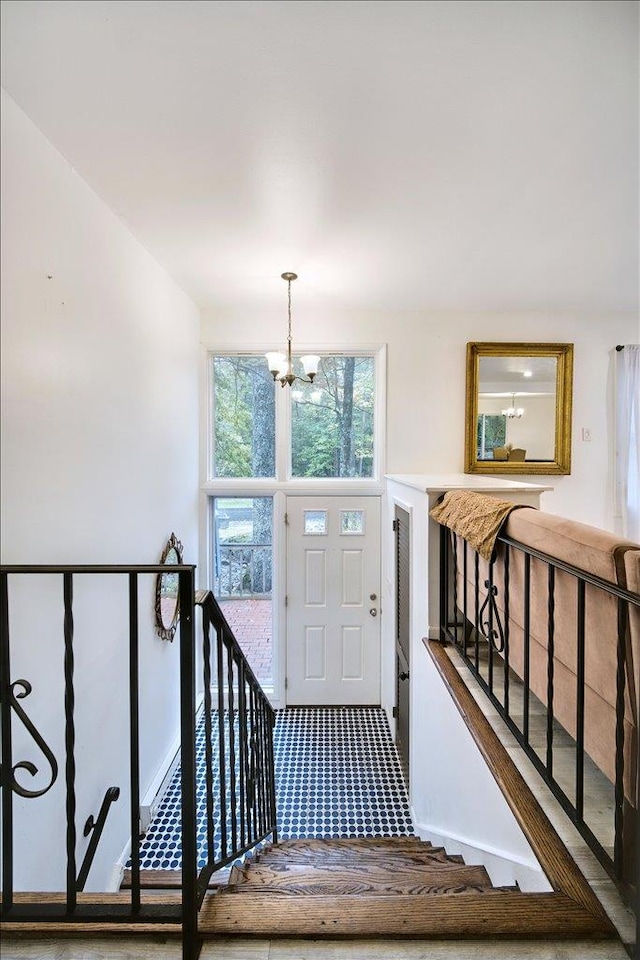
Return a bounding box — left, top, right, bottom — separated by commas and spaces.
265, 272, 319, 386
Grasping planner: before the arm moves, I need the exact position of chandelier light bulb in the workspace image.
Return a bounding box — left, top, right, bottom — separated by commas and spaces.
301, 354, 321, 378
266, 352, 286, 379
502, 393, 525, 419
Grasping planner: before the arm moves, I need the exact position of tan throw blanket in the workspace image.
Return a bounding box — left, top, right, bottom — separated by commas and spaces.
429, 490, 533, 561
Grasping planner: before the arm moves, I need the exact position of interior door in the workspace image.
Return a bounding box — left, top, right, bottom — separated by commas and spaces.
394, 505, 411, 776
286, 496, 381, 705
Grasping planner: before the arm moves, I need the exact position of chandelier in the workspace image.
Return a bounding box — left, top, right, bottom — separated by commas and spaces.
502, 393, 525, 419
265, 273, 320, 387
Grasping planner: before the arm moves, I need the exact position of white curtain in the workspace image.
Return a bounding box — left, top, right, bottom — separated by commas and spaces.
615, 344, 640, 543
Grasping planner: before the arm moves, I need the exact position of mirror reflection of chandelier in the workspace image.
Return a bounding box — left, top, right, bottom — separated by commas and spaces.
502, 393, 525, 418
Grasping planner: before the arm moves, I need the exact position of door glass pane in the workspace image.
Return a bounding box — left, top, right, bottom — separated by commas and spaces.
341, 509, 365, 535
212, 355, 275, 478
304, 510, 327, 535
291, 356, 375, 478
212, 497, 273, 682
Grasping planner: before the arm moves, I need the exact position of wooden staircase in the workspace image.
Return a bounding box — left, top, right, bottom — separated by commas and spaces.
3, 643, 621, 944
0, 834, 617, 947
194, 836, 615, 939
1, 834, 617, 942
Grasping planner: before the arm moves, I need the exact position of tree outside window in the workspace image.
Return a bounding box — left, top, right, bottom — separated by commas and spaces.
211, 353, 376, 480
477, 414, 507, 460
291, 356, 375, 478
212, 356, 275, 478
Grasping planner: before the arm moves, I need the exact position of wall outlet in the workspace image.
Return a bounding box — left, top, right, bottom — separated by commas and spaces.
582, 428, 592, 442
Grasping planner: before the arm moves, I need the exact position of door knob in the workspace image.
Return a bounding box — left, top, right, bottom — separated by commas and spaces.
399, 671, 409, 681
369, 608, 378, 617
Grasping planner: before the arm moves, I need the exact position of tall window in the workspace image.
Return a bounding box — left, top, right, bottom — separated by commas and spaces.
212, 356, 275, 478
291, 356, 375, 478
212, 496, 274, 683
477, 414, 507, 460
210, 352, 380, 481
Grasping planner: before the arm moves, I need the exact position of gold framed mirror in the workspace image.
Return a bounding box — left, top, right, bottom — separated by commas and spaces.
465, 342, 573, 476
155, 532, 183, 641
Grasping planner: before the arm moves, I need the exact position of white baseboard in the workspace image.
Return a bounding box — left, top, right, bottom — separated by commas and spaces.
108, 857, 127, 893
139, 693, 205, 833
111, 694, 206, 888
112, 686, 276, 887
139, 747, 181, 836
383, 702, 395, 738
411, 810, 552, 893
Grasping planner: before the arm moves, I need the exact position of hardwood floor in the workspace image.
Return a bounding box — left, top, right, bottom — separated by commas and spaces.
0, 938, 631, 959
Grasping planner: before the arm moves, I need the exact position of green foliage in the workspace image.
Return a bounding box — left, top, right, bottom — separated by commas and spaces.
291, 356, 375, 478
212, 353, 375, 480
477, 414, 507, 459
213, 356, 275, 477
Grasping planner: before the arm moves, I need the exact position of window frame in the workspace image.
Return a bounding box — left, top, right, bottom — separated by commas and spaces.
202, 344, 387, 494
209, 352, 278, 481
199, 343, 386, 709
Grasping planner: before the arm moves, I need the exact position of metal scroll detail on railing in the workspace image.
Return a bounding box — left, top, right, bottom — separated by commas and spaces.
0, 565, 275, 960
0, 563, 200, 958
438, 524, 640, 901
3, 678, 58, 798
477, 579, 506, 653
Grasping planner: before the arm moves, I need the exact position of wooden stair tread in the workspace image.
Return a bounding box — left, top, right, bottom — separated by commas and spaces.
226, 860, 493, 891
260, 838, 456, 856
269, 837, 426, 853
259, 847, 464, 866
3, 891, 181, 906
2, 889, 612, 941
224, 880, 499, 897
199, 889, 614, 938
206, 833, 612, 939
120, 868, 229, 889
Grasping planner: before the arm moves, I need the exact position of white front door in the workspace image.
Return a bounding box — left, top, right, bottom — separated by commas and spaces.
286, 496, 381, 705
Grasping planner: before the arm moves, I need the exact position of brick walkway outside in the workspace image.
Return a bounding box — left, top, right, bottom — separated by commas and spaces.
218, 598, 272, 683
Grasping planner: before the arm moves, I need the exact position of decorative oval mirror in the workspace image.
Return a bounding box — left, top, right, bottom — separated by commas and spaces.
155, 532, 183, 641
465, 342, 574, 476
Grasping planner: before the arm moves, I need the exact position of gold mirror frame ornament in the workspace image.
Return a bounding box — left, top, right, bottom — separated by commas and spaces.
464, 342, 574, 476
155, 532, 184, 641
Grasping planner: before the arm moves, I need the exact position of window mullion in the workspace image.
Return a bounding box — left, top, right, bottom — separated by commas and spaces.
275, 378, 291, 482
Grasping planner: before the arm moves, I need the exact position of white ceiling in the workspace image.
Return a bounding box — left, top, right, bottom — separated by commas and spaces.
1, 0, 637, 314
479, 355, 557, 396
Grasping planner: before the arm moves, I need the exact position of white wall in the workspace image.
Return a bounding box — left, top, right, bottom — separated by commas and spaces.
201, 301, 635, 877
383, 478, 551, 890
413, 649, 550, 891
0, 90, 200, 890
201, 305, 637, 532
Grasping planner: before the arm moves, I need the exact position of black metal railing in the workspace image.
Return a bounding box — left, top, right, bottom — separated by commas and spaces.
76, 785, 121, 891
214, 543, 272, 598
194, 591, 277, 900
0, 565, 277, 960
439, 528, 640, 904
